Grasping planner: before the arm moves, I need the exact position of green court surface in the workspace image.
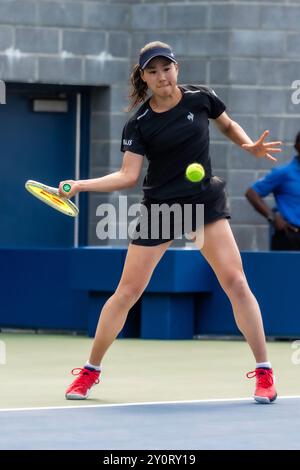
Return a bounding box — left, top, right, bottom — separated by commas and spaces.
0, 332, 298, 409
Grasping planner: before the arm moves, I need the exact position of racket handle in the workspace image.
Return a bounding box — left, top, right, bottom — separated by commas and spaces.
62, 183, 72, 193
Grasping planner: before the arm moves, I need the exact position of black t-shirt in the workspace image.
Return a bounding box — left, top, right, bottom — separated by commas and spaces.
120, 84, 226, 200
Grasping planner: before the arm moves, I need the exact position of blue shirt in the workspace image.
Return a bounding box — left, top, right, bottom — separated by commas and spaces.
251, 157, 300, 226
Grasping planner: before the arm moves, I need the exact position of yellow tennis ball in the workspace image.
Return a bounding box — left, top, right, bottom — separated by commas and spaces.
185, 163, 205, 183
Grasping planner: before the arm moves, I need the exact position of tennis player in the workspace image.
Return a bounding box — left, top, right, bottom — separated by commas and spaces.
60, 41, 281, 403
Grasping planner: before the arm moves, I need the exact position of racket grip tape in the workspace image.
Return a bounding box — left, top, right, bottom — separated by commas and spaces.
62, 183, 72, 193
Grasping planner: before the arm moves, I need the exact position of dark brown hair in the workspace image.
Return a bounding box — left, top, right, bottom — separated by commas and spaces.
127, 41, 173, 112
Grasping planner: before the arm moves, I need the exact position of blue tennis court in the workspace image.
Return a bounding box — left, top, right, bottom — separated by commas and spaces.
0, 397, 299, 450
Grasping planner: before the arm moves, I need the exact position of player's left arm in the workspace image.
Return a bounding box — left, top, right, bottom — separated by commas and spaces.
213, 111, 282, 162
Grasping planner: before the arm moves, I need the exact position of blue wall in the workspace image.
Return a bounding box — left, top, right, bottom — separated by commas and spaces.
195, 252, 300, 337
0, 249, 89, 330
0, 248, 299, 338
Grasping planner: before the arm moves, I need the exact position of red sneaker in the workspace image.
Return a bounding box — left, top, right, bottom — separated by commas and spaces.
246, 368, 277, 404
65, 368, 100, 400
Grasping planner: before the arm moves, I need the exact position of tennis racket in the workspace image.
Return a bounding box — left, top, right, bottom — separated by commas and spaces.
25, 180, 79, 217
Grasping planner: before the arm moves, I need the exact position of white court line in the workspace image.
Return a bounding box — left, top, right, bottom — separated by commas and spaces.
0, 395, 300, 413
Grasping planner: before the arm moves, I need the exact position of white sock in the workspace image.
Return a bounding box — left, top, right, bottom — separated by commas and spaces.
256, 361, 272, 369
85, 362, 101, 372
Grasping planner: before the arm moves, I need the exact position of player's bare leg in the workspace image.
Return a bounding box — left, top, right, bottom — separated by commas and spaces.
66, 240, 173, 399
193, 218, 268, 363
89, 240, 173, 366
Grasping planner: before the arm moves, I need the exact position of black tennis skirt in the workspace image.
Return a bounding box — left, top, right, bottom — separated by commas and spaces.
130, 176, 231, 247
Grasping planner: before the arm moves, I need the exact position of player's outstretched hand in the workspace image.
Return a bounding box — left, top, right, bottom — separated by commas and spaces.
58, 180, 80, 198
242, 130, 282, 162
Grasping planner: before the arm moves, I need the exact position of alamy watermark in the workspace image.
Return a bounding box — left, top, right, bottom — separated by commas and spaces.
291, 340, 300, 365
291, 80, 300, 105
0, 341, 6, 365
95, 196, 205, 245
0, 80, 6, 104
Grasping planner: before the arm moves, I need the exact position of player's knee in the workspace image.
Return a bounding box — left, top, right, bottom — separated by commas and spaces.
115, 284, 143, 307
222, 272, 249, 300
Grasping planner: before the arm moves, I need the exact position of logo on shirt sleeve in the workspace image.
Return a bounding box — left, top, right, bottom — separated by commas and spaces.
123, 139, 133, 146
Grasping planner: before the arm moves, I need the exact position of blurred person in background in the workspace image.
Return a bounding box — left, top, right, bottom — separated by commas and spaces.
246, 131, 300, 250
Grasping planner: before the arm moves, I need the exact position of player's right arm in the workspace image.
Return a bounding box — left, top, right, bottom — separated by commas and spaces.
59, 151, 144, 197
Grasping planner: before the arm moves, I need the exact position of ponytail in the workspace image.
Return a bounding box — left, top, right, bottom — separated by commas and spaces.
127, 64, 148, 112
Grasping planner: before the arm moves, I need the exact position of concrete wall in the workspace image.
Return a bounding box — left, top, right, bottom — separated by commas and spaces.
0, 0, 299, 249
